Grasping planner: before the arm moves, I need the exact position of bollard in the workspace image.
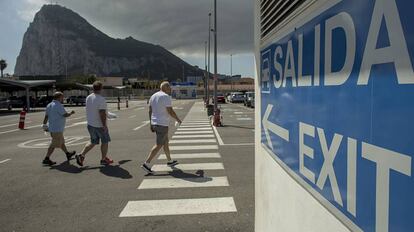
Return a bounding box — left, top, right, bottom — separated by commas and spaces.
213, 108, 222, 127
18, 110, 27, 130
117, 101, 120, 110
126, 99, 129, 108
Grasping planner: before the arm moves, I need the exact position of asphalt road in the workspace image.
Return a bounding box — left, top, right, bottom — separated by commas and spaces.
0, 99, 254, 232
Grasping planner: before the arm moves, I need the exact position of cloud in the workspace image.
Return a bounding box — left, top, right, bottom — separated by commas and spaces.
53, 0, 254, 56
17, 0, 47, 22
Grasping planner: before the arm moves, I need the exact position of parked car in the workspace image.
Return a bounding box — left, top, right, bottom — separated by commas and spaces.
230, 92, 245, 103
0, 98, 12, 111
251, 95, 255, 108
37, 96, 54, 107
244, 92, 254, 107
68, 96, 86, 105
8, 96, 24, 107
213, 93, 226, 103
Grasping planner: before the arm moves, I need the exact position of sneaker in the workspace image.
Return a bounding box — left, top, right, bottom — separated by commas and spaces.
42, 158, 56, 166
141, 163, 154, 174
75, 154, 85, 167
100, 157, 114, 165
167, 160, 179, 167
66, 151, 76, 161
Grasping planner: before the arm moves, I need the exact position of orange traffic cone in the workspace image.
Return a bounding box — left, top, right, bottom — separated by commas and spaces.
18, 110, 27, 130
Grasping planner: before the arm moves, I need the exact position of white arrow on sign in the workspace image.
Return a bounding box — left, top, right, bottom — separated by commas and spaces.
263, 104, 290, 148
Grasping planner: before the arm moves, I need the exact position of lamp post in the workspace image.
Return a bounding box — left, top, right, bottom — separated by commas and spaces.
213, 0, 221, 126
204, 41, 208, 104
207, 12, 212, 104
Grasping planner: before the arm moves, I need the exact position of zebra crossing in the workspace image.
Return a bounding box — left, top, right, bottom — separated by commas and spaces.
119, 102, 237, 217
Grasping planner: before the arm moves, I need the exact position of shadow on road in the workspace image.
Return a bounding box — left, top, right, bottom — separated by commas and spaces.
149, 169, 212, 183
222, 124, 254, 130
49, 159, 133, 179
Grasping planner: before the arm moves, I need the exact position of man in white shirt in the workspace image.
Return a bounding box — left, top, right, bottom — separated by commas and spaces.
141, 81, 182, 174
75, 81, 114, 166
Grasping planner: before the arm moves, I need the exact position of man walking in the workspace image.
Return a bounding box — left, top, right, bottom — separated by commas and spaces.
75, 81, 114, 166
42, 92, 76, 166
141, 81, 182, 174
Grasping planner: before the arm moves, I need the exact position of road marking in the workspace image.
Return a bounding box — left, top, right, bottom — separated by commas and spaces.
175, 131, 213, 135
133, 121, 150, 131
177, 127, 212, 131
236, 118, 252, 121
183, 120, 210, 123
119, 197, 237, 217
179, 125, 211, 128
158, 152, 221, 160
0, 159, 11, 164
138, 176, 229, 189
170, 139, 217, 144
170, 145, 218, 151
0, 121, 32, 128
128, 115, 137, 119
18, 136, 89, 149
0, 129, 19, 135
67, 116, 85, 122
152, 162, 224, 172
212, 125, 224, 145
134, 107, 145, 111
234, 112, 244, 114
172, 135, 215, 139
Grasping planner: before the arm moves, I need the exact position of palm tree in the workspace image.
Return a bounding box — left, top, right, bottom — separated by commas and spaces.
0, 59, 7, 78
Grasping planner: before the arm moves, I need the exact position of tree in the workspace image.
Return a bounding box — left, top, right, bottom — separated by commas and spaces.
0, 59, 7, 78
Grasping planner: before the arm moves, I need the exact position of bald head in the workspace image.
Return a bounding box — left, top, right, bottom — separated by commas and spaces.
160, 81, 171, 94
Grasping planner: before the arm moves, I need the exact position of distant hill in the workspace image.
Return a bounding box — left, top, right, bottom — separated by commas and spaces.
14, 4, 200, 80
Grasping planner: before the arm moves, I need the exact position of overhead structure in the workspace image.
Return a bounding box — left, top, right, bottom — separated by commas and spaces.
0, 79, 56, 111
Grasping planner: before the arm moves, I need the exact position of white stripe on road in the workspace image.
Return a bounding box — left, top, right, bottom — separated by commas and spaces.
183, 120, 209, 123
237, 118, 252, 121
0, 121, 32, 128
172, 135, 215, 139
138, 176, 229, 189
134, 107, 145, 111
177, 128, 212, 131
170, 145, 218, 151
152, 162, 224, 172
119, 197, 237, 217
0, 159, 11, 164
133, 121, 150, 131
212, 125, 224, 146
0, 129, 19, 135
170, 139, 217, 144
158, 153, 221, 160
179, 125, 211, 128
175, 131, 213, 135
128, 115, 137, 119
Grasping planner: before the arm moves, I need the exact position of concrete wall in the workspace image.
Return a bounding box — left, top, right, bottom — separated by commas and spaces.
254, 1, 350, 231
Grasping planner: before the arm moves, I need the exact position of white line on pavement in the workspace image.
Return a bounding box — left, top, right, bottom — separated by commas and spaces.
170, 145, 218, 151
119, 197, 237, 217
138, 176, 229, 189
134, 107, 145, 111
151, 162, 224, 172
177, 127, 212, 131
170, 139, 217, 144
221, 143, 254, 146
158, 152, 221, 160
237, 118, 253, 121
175, 131, 213, 135
133, 121, 150, 131
0, 129, 19, 135
0, 121, 32, 128
128, 115, 137, 119
179, 124, 211, 128
212, 126, 224, 145
0, 159, 11, 164
172, 135, 215, 139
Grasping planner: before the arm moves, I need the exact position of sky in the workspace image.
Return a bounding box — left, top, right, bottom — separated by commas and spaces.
0, 0, 255, 77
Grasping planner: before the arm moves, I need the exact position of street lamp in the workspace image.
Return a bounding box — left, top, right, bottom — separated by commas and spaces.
207, 12, 212, 104
212, 0, 221, 126
204, 41, 208, 104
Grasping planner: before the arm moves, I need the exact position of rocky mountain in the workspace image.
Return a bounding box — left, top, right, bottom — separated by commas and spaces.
15, 4, 200, 80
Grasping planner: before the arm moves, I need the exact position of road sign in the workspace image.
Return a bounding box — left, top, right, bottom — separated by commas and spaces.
260, 1, 413, 232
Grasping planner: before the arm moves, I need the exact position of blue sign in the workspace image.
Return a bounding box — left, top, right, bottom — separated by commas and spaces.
260, 1, 413, 232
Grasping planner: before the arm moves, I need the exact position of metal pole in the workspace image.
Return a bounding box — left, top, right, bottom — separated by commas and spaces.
230, 54, 233, 77
213, 0, 218, 112
207, 12, 211, 104
204, 41, 208, 104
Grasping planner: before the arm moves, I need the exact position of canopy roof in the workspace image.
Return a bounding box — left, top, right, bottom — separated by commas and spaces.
0, 79, 56, 91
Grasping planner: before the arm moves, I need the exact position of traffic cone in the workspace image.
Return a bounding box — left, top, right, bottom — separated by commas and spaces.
18, 110, 27, 130
213, 108, 222, 127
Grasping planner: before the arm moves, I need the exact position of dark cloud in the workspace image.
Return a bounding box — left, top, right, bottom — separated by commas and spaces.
55, 0, 254, 56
